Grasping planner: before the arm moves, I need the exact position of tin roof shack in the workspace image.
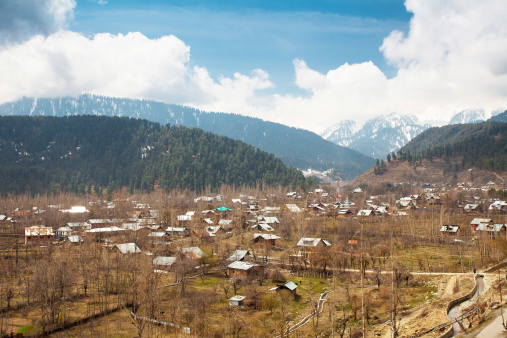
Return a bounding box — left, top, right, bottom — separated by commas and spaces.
112, 243, 141, 254
275, 280, 298, 297
470, 218, 492, 230
476, 224, 507, 239
253, 233, 281, 249
25, 226, 54, 246
165, 227, 190, 237
227, 250, 252, 262
85, 226, 126, 242
229, 295, 246, 307
227, 261, 264, 279
440, 225, 460, 236
153, 256, 177, 271
464, 204, 483, 213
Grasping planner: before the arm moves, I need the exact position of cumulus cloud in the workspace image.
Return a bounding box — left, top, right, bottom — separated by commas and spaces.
266, 0, 507, 130
0, 30, 272, 111
0, 0, 75, 46
0, 31, 190, 104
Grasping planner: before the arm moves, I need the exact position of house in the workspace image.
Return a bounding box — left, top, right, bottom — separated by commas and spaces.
113, 243, 141, 254
229, 295, 246, 307
67, 222, 90, 230
470, 218, 492, 230
307, 203, 328, 214
56, 226, 72, 237
476, 224, 507, 238
177, 211, 195, 223
153, 256, 177, 271
165, 227, 190, 237
25, 226, 54, 246
258, 216, 280, 225
357, 210, 373, 217
253, 233, 281, 248
204, 226, 224, 237
275, 280, 298, 296
227, 250, 252, 262
251, 223, 275, 232
218, 219, 233, 230
489, 200, 507, 212
426, 194, 442, 205
374, 206, 390, 216
464, 204, 482, 213
297, 238, 331, 248
60, 206, 89, 214
297, 237, 331, 259
85, 226, 126, 241
148, 231, 170, 242
227, 261, 263, 279
87, 219, 111, 228
67, 235, 83, 244
261, 207, 281, 215
285, 204, 302, 213
440, 225, 460, 236
181, 247, 207, 260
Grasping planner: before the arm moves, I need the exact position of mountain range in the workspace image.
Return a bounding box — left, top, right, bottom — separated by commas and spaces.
320, 113, 431, 159
320, 108, 507, 160
0, 95, 374, 181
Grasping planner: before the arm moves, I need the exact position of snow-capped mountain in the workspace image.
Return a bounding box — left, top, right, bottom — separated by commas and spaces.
319, 120, 357, 147
320, 113, 431, 159
449, 109, 490, 125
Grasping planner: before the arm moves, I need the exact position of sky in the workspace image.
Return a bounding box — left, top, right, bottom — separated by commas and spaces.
1, 0, 507, 132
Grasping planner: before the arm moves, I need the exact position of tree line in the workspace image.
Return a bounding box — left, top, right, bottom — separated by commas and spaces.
0, 116, 311, 194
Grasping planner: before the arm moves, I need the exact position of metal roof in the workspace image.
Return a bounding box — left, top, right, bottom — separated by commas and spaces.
227, 261, 255, 270
153, 256, 177, 266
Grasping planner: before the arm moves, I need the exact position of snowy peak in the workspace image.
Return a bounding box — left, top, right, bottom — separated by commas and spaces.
321, 113, 430, 159
360, 113, 420, 135
319, 120, 356, 147
449, 109, 490, 125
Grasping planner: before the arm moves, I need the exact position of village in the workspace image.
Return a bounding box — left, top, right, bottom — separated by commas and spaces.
1, 179, 507, 337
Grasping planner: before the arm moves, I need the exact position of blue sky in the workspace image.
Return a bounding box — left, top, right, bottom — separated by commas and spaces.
71, 0, 410, 94
1, 0, 507, 132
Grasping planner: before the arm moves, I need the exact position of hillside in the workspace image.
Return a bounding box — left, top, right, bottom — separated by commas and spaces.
489, 110, 507, 123
350, 158, 506, 187
0, 116, 308, 194
397, 122, 507, 171
350, 121, 507, 187
0, 95, 375, 180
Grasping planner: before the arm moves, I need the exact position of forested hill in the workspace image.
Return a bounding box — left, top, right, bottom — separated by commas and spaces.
0, 95, 375, 180
0, 116, 309, 194
397, 121, 507, 171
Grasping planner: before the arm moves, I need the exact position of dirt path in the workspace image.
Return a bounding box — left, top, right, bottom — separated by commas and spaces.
492, 172, 505, 184
275, 290, 331, 337
382, 308, 424, 338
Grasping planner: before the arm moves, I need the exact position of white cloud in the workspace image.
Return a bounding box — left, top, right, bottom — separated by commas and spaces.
264, 0, 507, 131
1, 0, 507, 133
0, 31, 190, 104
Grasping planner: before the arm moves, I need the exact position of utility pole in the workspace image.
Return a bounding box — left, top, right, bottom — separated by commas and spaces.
390, 225, 397, 338
361, 219, 365, 337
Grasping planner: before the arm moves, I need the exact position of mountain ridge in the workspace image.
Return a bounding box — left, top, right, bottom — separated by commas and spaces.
0, 115, 309, 194
0, 95, 375, 180
320, 113, 430, 159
